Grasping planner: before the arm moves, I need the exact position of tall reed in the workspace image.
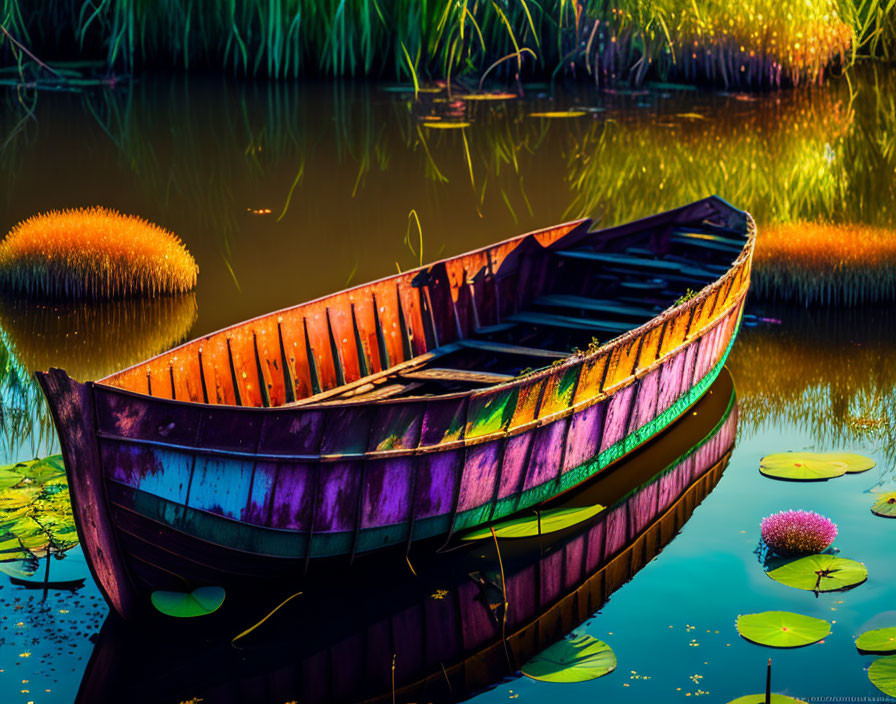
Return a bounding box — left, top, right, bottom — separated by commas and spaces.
0, 0, 874, 87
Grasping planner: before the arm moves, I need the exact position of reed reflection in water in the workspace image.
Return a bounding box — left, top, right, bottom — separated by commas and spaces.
1, 69, 895, 340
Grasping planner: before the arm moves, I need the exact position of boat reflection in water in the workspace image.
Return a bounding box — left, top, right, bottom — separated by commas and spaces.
79, 368, 737, 704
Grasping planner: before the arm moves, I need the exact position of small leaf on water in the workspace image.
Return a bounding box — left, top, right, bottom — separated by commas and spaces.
461, 92, 517, 101
151, 586, 226, 618
766, 554, 867, 592
872, 492, 896, 518
869, 656, 896, 696
529, 111, 587, 118
422, 122, 470, 129
725, 696, 808, 704
460, 504, 604, 541
759, 452, 846, 481
819, 452, 875, 473
856, 627, 896, 653
736, 611, 831, 648
521, 633, 616, 683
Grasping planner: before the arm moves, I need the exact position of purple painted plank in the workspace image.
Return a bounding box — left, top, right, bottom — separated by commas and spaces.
419, 398, 467, 447
320, 407, 372, 455
656, 349, 687, 416
266, 463, 313, 529
563, 400, 606, 473
312, 462, 361, 532
368, 405, 422, 452
539, 550, 564, 606
628, 367, 660, 434
496, 432, 532, 500
361, 458, 413, 528
412, 450, 462, 520
599, 383, 636, 452
456, 441, 502, 513
522, 419, 568, 491
564, 534, 586, 590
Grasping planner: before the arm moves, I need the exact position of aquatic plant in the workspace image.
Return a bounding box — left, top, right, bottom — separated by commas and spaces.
856, 627, 896, 653
761, 510, 838, 555
521, 633, 616, 682
736, 611, 831, 648
0, 0, 861, 88
753, 222, 896, 306
869, 655, 896, 697
0, 207, 198, 299
766, 554, 867, 591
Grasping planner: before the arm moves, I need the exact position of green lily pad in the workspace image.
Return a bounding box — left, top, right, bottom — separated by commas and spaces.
521, 633, 616, 683
529, 111, 587, 119
151, 586, 226, 618
767, 554, 867, 592
736, 611, 831, 648
725, 696, 808, 704
759, 452, 846, 481
872, 492, 896, 518
461, 504, 604, 541
856, 627, 896, 653
820, 452, 875, 473
869, 656, 896, 697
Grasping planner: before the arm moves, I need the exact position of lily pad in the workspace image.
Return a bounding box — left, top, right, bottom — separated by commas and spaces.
726, 696, 808, 704
461, 92, 517, 101
521, 633, 616, 683
736, 611, 831, 648
820, 452, 875, 473
869, 656, 896, 697
529, 111, 587, 118
461, 504, 604, 541
767, 554, 867, 592
872, 492, 896, 518
856, 627, 896, 653
759, 452, 846, 481
422, 122, 470, 129
151, 586, 226, 618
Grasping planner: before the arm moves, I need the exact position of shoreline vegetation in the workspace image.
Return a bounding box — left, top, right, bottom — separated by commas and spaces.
0, 1, 892, 88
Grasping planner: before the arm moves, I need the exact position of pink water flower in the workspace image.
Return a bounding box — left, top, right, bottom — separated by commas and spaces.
760, 510, 838, 556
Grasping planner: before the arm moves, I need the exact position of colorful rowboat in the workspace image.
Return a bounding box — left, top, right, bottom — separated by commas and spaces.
37, 196, 754, 620
77, 368, 738, 704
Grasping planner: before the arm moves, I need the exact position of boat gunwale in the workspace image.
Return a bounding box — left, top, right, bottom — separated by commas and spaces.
92, 197, 755, 413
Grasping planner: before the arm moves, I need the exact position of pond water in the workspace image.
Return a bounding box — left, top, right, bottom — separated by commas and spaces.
0, 67, 894, 703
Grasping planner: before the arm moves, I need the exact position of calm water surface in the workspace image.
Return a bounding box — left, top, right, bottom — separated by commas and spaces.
0, 69, 894, 703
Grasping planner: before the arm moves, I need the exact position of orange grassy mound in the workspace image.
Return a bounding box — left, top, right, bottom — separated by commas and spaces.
753, 222, 896, 306
0, 207, 198, 299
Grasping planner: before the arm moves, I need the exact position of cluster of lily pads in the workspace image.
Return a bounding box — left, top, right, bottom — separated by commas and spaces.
0, 455, 79, 579
749, 449, 896, 699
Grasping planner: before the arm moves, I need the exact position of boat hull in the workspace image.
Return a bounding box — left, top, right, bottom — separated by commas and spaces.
37, 197, 754, 619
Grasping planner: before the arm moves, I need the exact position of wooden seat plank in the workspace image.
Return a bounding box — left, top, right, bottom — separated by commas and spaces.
508, 311, 632, 334
400, 368, 515, 385
457, 339, 571, 360
535, 294, 657, 319
558, 250, 683, 272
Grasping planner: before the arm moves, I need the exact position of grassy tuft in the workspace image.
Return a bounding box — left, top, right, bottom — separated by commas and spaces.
753, 222, 896, 306
0, 207, 198, 300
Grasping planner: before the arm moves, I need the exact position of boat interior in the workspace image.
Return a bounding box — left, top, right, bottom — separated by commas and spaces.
100, 201, 749, 407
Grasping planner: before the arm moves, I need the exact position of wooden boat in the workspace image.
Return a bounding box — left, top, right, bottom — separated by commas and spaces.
37, 196, 755, 620
76, 369, 738, 704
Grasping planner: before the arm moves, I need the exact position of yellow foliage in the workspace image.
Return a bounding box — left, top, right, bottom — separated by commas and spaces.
0, 207, 198, 299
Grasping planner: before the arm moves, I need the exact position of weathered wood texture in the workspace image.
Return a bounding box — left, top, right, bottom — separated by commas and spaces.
39, 196, 755, 619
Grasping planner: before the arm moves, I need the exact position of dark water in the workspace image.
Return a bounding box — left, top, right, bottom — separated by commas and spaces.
0, 68, 895, 703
